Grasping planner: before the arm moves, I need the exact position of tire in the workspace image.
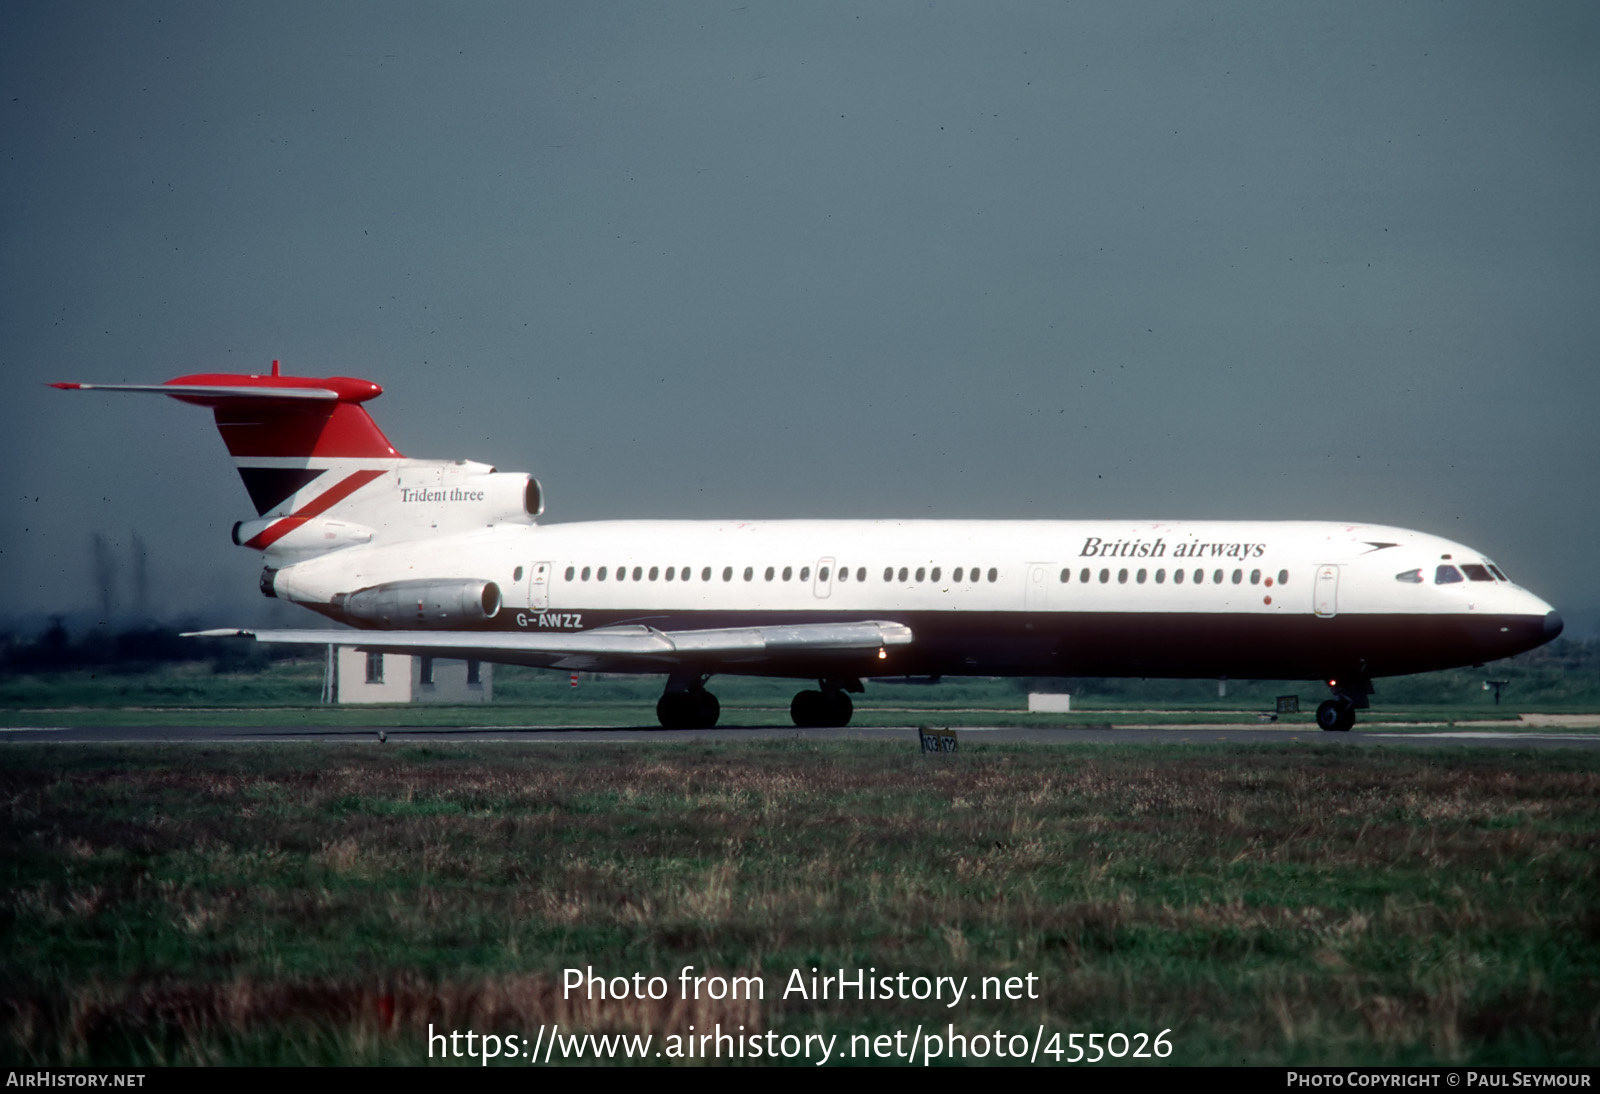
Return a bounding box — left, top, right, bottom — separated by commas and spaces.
1316, 699, 1346, 732
790, 690, 825, 727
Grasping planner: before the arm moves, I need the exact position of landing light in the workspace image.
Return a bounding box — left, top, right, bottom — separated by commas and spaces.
878, 648, 887, 660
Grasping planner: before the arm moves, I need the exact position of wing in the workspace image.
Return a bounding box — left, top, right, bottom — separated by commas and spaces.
185, 620, 914, 675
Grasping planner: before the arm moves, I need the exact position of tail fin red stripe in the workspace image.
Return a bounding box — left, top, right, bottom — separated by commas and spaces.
242, 469, 387, 549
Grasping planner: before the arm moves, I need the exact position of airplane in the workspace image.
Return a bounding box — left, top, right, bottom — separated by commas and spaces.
54, 363, 1564, 731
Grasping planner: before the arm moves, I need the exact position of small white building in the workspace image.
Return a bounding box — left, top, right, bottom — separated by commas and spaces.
332, 648, 492, 704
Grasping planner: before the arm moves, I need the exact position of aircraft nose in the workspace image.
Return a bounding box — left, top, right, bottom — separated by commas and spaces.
1544, 611, 1564, 641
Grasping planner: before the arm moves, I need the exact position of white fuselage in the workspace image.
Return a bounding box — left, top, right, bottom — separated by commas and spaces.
269, 518, 1559, 681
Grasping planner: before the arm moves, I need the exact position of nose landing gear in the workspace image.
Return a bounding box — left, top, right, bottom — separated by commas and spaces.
1317, 677, 1372, 732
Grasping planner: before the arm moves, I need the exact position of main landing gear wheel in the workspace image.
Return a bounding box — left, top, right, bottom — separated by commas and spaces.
1316, 699, 1356, 732
790, 689, 853, 728
656, 689, 720, 729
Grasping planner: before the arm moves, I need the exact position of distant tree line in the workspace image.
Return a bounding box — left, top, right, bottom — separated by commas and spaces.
0, 618, 299, 674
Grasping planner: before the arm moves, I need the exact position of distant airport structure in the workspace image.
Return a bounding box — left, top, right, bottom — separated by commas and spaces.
330, 649, 491, 704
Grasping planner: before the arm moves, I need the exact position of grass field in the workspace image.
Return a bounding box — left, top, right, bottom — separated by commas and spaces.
2, 739, 1597, 1066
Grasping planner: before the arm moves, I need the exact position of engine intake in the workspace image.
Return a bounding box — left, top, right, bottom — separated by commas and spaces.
336, 579, 502, 629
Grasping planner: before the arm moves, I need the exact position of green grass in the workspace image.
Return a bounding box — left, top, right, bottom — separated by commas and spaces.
2, 741, 1596, 1066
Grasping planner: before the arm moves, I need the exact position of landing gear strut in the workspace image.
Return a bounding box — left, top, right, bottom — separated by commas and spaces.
790, 678, 862, 728
656, 673, 719, 729
1317, 677, 1372, 732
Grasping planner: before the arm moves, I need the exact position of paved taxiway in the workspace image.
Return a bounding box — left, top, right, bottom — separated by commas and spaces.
8, 723, 1600, 750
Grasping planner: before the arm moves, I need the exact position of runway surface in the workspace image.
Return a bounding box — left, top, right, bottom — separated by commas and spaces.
7, 722, 1600, 750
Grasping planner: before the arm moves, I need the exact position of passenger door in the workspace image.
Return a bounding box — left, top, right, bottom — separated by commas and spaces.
1314, 565, 1339, 618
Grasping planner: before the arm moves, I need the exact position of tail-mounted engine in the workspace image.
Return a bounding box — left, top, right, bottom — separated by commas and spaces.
332, 579, 503, 629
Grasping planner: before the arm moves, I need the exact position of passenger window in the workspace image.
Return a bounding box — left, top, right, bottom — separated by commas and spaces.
722, 566, 733, 581
765, 566, 775, 581
931, 567, 941, 582
649, 566, 659, 581
857, 568, 867, 582
1100, 569, 1110, 583
1136, 569, 1146, 584
1462, 564, 1493, 582
1249, 569, 1260, 585
987, 568, 998, 582
899, 567, 909, 582
884, 567, 894, 582
1173, 568, 1184, 584
515, 566, 525, 581
1395, 569, 1423, 583
616, 566, 627, 581
1435, 565, 1464, 584
1118, 569, 1128, 584
563, 566, 573, 581
782, 566, 793, 581
598, 566, 608, 581
817, 567, 827, 582
666, 567, 676, 581
837, 566, 848, 582
1060, 568, 1070, 583
1193, 569, 1203, 584
915, 567, 925, 582
970, 566, 980, 582
632, 566, 642, 581
1213, 570, 1224, 585
1079, 568, 1090, 583
1278, 570, 1289, 585
581, 566, 591, 581
800, 566, 810, 581
1155, 568, 1165, 584
1231, 569, 1242, 585
744, 566, 754, 581
953, 567, 964, 583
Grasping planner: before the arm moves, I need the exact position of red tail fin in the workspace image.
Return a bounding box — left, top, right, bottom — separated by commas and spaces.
53, 367, 403, 516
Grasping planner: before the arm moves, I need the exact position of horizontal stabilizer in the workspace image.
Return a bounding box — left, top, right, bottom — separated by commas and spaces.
51, 382, 337, 401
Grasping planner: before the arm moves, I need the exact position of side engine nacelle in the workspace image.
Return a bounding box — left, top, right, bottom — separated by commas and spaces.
333, 579, 503, 629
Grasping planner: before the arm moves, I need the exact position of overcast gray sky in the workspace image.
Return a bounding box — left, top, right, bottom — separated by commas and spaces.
3, 2, 1596, 630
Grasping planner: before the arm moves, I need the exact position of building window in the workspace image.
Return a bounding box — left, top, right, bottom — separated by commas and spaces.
420, 656, 434, 686
467, 660, 481, 685
365, 652, 384, 684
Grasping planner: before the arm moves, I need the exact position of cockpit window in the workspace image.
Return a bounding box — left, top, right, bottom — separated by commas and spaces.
1395, 569, 1423, 584
1435, 565, 1464, 585
1487, 564, 1509, 582
1461, 564, 1493, 582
